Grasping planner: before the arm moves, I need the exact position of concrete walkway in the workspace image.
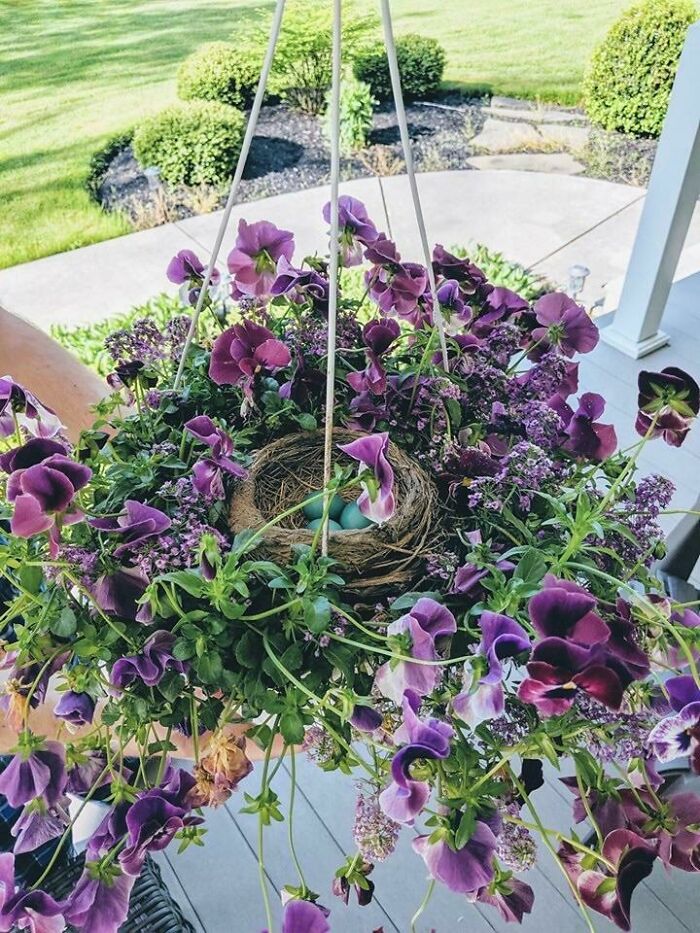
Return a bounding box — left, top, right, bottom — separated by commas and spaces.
3, 169, 700, 332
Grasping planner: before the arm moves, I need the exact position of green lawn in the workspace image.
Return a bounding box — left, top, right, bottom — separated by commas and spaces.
0, 0, 628, 270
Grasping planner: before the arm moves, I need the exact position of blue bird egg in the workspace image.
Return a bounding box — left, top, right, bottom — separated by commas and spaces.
339, 501, 373, 530
308, 518, 342, 532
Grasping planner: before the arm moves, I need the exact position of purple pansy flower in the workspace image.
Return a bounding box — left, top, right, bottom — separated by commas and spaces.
0, 438, 67, 475
477, 611, 531, 685
432, 245, 489, 298
91, 567, 150, 622
337, 432, 395, 524
226, 219, 294, 297
365, 239, 428, 326
64, 861, 135, 933
110, 630, 187, 692
452, 672, 505, 729
436, 280, 471, 330
209, 320, 291, 390
473, 287, 528, 337
636, 367, 699, 447
349, 704, 383, 733
412, 818, 498, 894
0, 376, 63, 440
270, 257, 330, 314
0, 739, 67, 808
54, 691, 95, 728
374, 597, 456, 703
473, 877, 535, 924
281, 899, 330, 933
0, 853, 65, 933
324, 195, 379, 266
551, 392, 618, 461
347, 318, 400, 397
518, 638, 632, 717
530, 293, 599, 358
647, 675, 700, 772
90, 500, 171, 559
184, 415, 247, 498
11, 798, 69, 855
528, 575, 610, 646
379, 691, 453, 824
166, 249, 219, 286
451, 531, 514, 598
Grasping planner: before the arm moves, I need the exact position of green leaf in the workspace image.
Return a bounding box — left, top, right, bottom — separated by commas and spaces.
50, 607, 77, 639
304, 595, 331, 634
235, 631, 262, 669
18, 564, 43, 594
280, 710, 305, 744
296, 413, 317, 431
454, 809, 476, 849
513, 549, 547, 588
159, 571, 205, 598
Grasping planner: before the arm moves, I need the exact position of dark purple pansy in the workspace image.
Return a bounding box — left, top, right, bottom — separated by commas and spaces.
551, 392, 617, 461
209, 320, 291, 390
6, 453, 91, 546
432, 245, 490, 298
90, 500, 171, 558
636, 366, 699, 447
226, 218, 294, 297
517, 637, 632, 716
349, 703, 383, 733
270, 257, 330, 314
0, 739, 67, 808
412, 818, 498, 894
185, 415, 247, 498
473, 877, 535, 924
436, 280, 471, 327
368, 260, 428, 326
337, 432, 395, 524
110, 630, 187, 692
54, 690, 95, 727
64, 860, 135, 933
0, 437, 67, 475
166, 249, 220, 287
374, 597, 456, 703
324, 195, 379, 266
281, 898, 330, 933
531, 293, 599, 357
472, 286, 528, 337
528, 575, 610, 646
559, 829, 656, 931
347, 318, 400, 397
379, 690, 453, 824
0, 853, 65, 933
91, 567, 150, 622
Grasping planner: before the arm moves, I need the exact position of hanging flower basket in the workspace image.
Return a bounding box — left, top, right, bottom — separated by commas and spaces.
229, 429, 440, 596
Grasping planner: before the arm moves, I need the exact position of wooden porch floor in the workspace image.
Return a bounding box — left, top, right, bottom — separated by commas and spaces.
158, 273, 700, 932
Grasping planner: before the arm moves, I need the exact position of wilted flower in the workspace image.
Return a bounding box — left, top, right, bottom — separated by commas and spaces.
110, 630, 187, 691
11, 797, 69, 855
227, 219, 294, 297
0, 376, 63, 440
270, 257, 330, 314
64, 860, 135, 933
185, 414, 247, 498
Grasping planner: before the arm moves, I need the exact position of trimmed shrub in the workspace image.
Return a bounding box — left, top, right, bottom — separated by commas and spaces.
583, 0, 697, 137
177, 41, 260, 109
325, 76, 376, 155
245, 0, 373, 114
353, 34, 446, 101
133, 101, 245, 186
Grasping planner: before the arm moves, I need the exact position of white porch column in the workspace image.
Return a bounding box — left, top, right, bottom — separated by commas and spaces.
601, 22, 700, 359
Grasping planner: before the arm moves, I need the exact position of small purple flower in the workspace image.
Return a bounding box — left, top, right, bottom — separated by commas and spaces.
110, 630, 187, 691
0, 739, 67, 808
473, 287, 528, 337
0, 853, 65, 933
432, 245, 489, 297
374, 597, 456, 703
185, 415, 247, 498
347, 319, 400, 397
6, 453, 91, 547
477, 611, 531, 684
636, 366, 699, 447
551, 391, 617, 461
528, 575, 610, 646
226, 219, 294, 297
349, 704, 383, 733
647, 676, 700, 772
337, 432, 395, 524
166, 249, 219, 287
473, 877, 535, 924
0, 376, 63, 440
436, 280, 471, 329
324, 195, 379, 266
90, 500, 171, 558
54, 690, 95, 727
91, 567, 150, 622
379, 690, 453, 824
11, 798, 69, 855
209, 320, 291, 390
281, 899, 330, 933
64, 860, 135, 933
452, 672, 505, 728
270, 257, 330, 314
412, 819, 498, 894
531, 293, 599, 357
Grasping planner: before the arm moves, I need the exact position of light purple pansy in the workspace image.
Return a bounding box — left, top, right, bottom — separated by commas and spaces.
11, 798, 69, 856
185, 415, 247, 498
412, 819, 498, 895
452, 672, 505, 729
324, 195, 379, 266
550, 392, 617, 462
90, 500, 171, 558
0, 740, 67, 808
166, 249, 220, 286
209, 320, 291, 390
110, 630, 187, 692
368, 261, 428, 326
0, 376, 63, 440
647, 676, 700, 773
337, 431, 395, 524
0, 853, 66, 933
226, 219, 294, 297
374, 597, 456, 704
531, 293, 599, 358
64, 861, 135, 933
280, 898, 330, 933
379, 690, 454, 824
476, 611, 531, 685
54, 690, 95, 728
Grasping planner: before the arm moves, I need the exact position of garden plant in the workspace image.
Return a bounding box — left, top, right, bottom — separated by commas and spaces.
1, 195, 699, 932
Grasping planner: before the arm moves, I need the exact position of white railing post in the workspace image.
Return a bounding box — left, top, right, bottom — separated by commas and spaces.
601, 22, 700, 359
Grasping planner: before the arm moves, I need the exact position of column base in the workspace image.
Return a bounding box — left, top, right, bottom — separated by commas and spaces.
599, 327, 670, 359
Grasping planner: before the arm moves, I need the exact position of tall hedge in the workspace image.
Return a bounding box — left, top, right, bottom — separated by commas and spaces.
583, 0, 697, 137
177, 42, 259, 109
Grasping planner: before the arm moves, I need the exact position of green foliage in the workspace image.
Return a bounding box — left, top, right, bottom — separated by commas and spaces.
177, 41, 260, 109
583, 0, 698, 137
325, 76, 376, 155
352, 33, 446, 101
132, 101, 245, 186
245, 0, 374, 114
86, 131, 133, 199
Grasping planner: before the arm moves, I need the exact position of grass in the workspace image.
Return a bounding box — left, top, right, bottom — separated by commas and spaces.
1, 0, 628, 270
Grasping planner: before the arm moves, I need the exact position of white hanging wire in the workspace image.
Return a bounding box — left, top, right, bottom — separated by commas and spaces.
378, 0, 450, 372
321, 0, 343, 557
173, 0, 287, 390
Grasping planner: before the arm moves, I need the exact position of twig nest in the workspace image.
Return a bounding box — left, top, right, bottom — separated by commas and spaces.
229, 429, 440, 597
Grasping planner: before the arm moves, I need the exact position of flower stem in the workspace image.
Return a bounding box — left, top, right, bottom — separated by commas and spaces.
410, 878, 435, 933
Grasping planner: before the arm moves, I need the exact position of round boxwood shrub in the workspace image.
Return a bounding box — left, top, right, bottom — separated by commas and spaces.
353, 34, 446, 101
133, 101, 245, 186
583, 0, 697, 137
177, 41, 259, 109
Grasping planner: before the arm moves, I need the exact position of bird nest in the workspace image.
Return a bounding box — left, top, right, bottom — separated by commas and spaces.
229, 429, 440, 598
